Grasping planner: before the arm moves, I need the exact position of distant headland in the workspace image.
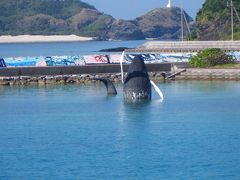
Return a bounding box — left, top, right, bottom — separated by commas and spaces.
0, 0, 239, 41
0, 0, 193, 41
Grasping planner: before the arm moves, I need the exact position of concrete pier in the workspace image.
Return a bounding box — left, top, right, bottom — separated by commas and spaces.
2, 66, 240, 86
175, 68, 240, 80
0, 72, 168, 86
0, 63, 178, 77
127, 41, 240, 52
2, 63, 240, 86
0, 63, 187, 86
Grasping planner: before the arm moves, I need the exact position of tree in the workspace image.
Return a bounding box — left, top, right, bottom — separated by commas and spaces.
189, 48, 236, 68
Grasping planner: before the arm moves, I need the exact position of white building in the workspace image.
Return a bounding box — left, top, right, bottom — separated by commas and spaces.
166, 0, 172, 8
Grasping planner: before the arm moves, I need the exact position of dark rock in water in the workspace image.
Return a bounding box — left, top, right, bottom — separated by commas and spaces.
99, 47, 131, 52
123, 55, 151, 102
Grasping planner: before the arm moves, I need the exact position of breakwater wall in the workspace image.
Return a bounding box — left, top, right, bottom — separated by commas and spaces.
0, 72, 167, 86
0, 63, 179, 77
175, 69, 240, 80
2, 64, 240, 86
130, 41, 240, 52
0, 63, 187, 86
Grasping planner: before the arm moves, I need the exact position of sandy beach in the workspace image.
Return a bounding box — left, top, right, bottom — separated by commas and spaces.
0, 35, 94, 43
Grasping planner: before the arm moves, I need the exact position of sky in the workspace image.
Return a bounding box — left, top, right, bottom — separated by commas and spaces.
83, 0, 205, 20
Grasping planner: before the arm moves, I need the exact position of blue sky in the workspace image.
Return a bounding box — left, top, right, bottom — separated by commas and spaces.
83, 0, 205, 20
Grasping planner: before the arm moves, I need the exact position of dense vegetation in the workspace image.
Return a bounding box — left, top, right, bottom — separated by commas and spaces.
196, 0, 240, 40
0, 0, 95, 35
189, 48, 236, 68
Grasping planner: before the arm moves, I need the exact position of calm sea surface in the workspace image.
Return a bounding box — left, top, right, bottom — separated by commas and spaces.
0, 40, 145, 57
0, 81, 240, 179
1, 41, 240, 179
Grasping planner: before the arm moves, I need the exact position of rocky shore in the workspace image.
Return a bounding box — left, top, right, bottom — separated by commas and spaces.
2, 68, 240, 86
0, 72, 165, 86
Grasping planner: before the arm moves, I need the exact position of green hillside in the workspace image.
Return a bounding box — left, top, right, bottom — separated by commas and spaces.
196, 0, 240, 40
0, 0, 194, 40
0, 0, 95, 35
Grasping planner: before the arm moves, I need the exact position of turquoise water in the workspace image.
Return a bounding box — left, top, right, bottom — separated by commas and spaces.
1, 81, 240, 179
0, 40, 145, 57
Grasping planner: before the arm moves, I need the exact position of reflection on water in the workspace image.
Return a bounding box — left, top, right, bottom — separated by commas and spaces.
118, 100, 151, 122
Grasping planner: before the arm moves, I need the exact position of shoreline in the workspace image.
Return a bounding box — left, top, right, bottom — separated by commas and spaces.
1, 67, 240, 86
0, 35, 94, 44
1, 70, 240, 86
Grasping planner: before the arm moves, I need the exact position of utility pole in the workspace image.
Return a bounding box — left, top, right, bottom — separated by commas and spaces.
231, 0, 234, 41
181, 7, 184, 41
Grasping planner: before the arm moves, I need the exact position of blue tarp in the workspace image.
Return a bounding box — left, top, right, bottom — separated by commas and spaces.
5, 56, 42, 67
2, 52, 240, 67
45, 56, 85, 66
4, 56, 85, 67
0, 58, 7, 68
